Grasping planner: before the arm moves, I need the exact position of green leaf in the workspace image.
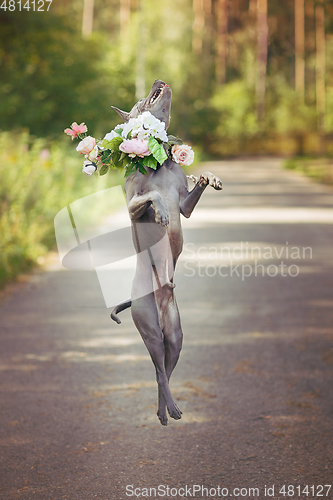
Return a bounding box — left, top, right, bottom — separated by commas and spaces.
100, 149, 112, 163
99, 164, 109, 176
111, 150, 128, 169
167, 135, 183, 145
101, 136, 123, 151
124, 164, 138, 178
138, 164, 148, 175
148, 136, 168, 164
143, 155, 158, 170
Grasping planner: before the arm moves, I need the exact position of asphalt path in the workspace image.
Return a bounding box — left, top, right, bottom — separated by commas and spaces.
0, 158, 333, 500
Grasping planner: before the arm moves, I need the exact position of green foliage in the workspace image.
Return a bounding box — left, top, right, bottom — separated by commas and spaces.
0, 10, 136, 138
101, 137, 123, 151
266, 76, 317, 135
167, 136, 183, 146
143, 155, 157, 170
4, 0, 333, 290
97, 130, 170, 180
211, 81, 259, 139
148, 136, 168, 165
1, 0, 332, 165
284, 157, 333, 185
0, 131, 123, 288
99, 164, 109, 176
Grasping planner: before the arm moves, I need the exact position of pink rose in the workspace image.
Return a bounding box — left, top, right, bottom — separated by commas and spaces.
119, 138, 151, 158
64, 122, 88, 140
171, 144, 195, 166
76, 136, 96, 155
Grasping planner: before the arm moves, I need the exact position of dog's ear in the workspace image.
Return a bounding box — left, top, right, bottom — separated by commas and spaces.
111, 106, 130, 123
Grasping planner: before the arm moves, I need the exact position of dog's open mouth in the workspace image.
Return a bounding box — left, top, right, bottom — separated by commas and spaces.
149, 83, 168, 105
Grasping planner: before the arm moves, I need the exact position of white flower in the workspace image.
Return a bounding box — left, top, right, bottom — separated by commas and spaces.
103, 130, 120, 141
82, 160, 97, 176
138, 111, 168, 142
139, 111, 157, 127
120, 112, 168, 142
122, 117, 141, 139
152, 122, 168, 142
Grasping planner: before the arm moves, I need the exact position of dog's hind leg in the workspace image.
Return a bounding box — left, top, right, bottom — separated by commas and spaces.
131, 273, 182, 423
155, 284, 183, 426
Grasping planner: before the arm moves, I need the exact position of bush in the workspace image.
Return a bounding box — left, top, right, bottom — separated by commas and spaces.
0, 131, 124, 287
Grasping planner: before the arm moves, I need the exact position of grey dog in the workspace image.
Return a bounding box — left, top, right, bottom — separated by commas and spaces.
111, 80, 222, 425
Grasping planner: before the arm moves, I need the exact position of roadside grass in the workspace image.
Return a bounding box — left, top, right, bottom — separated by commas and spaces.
0, 131, 124, 289
284, 157, 333, 186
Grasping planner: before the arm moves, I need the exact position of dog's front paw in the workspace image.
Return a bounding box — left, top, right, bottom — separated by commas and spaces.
154, 206, 169, 226
200, 172, 223, 190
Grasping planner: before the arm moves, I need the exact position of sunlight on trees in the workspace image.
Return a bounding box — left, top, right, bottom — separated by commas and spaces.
1, 0, 333, 155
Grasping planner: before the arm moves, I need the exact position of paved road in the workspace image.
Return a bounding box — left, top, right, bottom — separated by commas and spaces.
1, 159, 333, 500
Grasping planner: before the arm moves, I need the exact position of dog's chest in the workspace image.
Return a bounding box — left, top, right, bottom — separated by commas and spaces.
144, 168, 180, 205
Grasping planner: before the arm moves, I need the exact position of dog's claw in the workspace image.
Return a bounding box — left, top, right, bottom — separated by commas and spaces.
157, 411, 168, 426
187, 174, 199, 184
199, 172, 223, 191
212, 179, 223, 190
154, 209, 169, 226
167, 402, 182, 420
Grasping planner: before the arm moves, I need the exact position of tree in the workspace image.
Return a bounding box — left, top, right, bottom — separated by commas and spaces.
0, 11, 135, 137
315, 0, 326, 151
82, 0, 95, 38
256, 0, 268, 122
215, 0, 228, 84
295, 0, 305, 101
193, 0, 205, 54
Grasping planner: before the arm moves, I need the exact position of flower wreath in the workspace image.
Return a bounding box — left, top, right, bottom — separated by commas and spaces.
64, 112, 194, 177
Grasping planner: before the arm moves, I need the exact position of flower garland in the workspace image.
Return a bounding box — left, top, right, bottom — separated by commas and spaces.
64, 112, 194, 177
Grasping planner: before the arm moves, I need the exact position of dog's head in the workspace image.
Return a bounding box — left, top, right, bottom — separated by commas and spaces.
112, 80, 172, 130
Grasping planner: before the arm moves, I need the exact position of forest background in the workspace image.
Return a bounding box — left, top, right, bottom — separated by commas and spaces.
0, 0, 332, 286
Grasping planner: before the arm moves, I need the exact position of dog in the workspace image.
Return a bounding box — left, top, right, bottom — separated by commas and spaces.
111, 80, 222, 425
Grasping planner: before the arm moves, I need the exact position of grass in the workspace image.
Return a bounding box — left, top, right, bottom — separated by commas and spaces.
284, 156, 333, 185
0, 130, 125, 289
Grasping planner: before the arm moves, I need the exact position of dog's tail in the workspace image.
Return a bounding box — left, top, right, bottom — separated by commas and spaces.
110, 299, 132, 324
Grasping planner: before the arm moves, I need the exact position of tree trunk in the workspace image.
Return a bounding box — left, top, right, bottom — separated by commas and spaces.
315, 0, 326, 153
256, 0, 268, 122
305, 1, 315, 104
136, 0, 146, 100
120, 0, 131, 39
215, 0, 228, 84
249, 0, 257, 16
295, 0, 305, 101
82, 0, 94, 38
193, 0, 205, 54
